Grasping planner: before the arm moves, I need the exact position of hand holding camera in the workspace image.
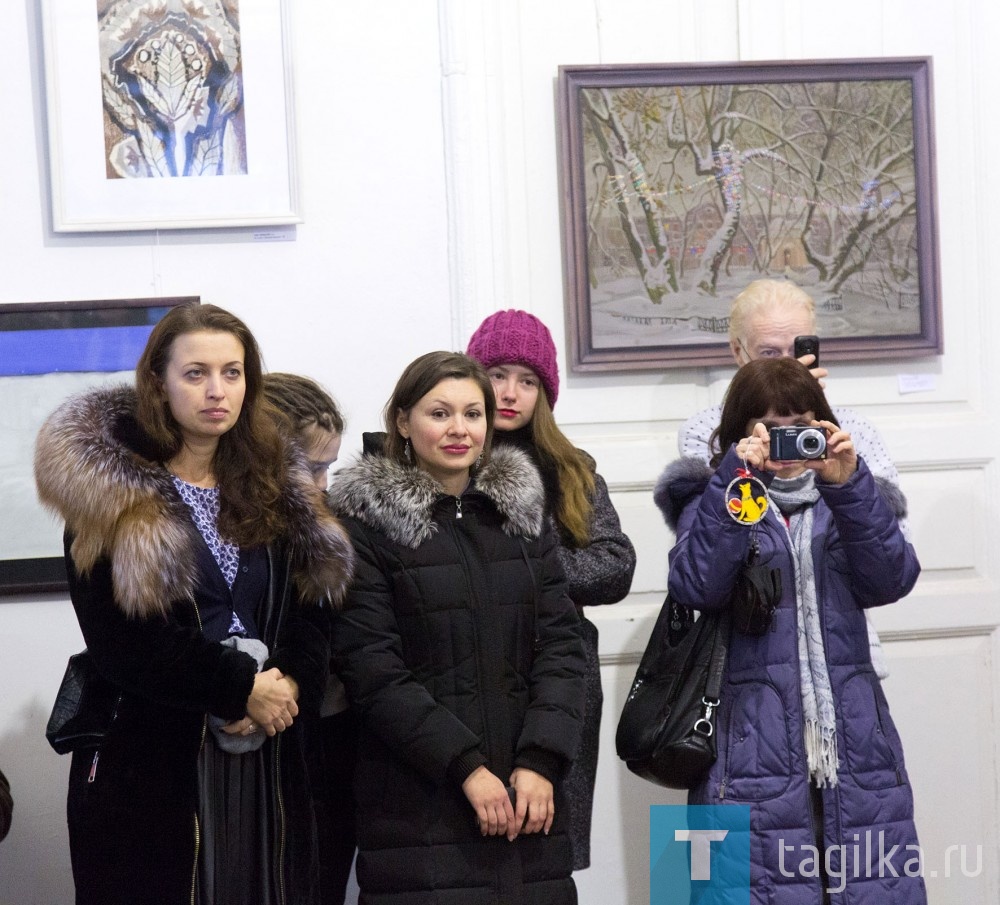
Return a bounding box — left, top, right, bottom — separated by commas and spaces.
770, 421, 857, 483
739, 419, 857, 484
804, 421, 857, 484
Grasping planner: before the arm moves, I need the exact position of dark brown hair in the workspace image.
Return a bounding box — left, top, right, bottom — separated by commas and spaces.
710, 358, 838, 466
135, 303, 287, 546
263, 372, 346, 436
382, 351, 495, 467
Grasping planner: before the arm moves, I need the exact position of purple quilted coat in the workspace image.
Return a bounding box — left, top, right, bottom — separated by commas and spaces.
655, 449, 926, 905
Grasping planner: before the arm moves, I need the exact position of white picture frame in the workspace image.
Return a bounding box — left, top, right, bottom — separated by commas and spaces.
41, 0, 300, 232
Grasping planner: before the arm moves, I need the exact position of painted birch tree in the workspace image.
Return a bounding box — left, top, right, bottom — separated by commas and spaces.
580, 76, 917, 307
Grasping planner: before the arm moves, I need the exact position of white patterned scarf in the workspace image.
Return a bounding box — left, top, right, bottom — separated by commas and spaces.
768, 471, 839, 788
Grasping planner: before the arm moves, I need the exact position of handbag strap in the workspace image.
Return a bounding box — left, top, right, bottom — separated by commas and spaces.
691, 612, 729, 739
704, 612, 730, 701
690, 612, 730, 739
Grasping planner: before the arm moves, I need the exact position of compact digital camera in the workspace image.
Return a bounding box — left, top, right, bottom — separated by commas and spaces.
769, 425, 827, 460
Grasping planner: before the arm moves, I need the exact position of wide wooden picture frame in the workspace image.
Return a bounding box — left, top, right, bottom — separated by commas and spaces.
0, 297, 198, 595
41, 0, 299, 231
557, 57, 942, 371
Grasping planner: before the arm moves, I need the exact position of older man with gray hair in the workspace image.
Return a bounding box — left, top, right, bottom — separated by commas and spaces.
678, 278, 900, 486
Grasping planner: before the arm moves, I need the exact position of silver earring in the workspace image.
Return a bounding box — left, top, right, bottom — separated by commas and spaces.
475, 453, 483, 469
404, 438, 412, 463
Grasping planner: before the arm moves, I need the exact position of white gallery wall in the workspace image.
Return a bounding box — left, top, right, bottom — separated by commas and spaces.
1, 1, 998, 903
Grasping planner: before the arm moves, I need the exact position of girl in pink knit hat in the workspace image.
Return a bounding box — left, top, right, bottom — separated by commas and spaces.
467, 309, 637, 871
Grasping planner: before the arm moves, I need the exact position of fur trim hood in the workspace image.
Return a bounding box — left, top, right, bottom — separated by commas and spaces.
653, 454, 909, 533
653, 457, 714, 532
34, 385, 354, 618
327, 445, 545, 549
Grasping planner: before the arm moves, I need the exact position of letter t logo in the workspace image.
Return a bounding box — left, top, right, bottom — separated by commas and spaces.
675, 829, 729, 880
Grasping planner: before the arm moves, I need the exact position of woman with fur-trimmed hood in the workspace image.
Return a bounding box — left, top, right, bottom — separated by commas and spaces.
656, 358, 924, 905
328, 351, 586, 905
34, 304, 354, 905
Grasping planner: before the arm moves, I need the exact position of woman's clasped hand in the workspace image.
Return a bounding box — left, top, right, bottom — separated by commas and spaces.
220, 669, 300, 737
462, 765, 555, 840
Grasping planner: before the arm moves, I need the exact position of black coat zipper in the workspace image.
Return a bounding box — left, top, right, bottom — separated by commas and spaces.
190, 597, 205, 905
444, 514, 494, 765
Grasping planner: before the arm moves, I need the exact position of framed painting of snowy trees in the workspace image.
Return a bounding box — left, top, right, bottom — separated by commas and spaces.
557, 58, 941, 371
41, 0, 299, 231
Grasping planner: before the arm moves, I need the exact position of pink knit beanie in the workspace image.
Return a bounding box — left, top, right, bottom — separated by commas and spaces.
466, 309, 560, 407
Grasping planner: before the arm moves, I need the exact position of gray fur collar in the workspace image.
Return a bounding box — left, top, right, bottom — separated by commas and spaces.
34, 384, 354, 618
874, 475, 909, 522
327, 445, 544, 548
653, 455, 909, 532
653, 457, 713, 532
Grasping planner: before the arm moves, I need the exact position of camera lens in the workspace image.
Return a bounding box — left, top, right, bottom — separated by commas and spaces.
795, 428, 826, 459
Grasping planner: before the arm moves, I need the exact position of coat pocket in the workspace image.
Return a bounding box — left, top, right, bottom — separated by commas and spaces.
840, 670, 904, 790
723, 681, 793, 802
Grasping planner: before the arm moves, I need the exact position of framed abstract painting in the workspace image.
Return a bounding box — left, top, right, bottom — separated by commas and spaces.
41, 0, 299, 231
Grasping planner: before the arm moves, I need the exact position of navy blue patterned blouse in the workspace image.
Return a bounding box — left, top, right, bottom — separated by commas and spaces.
171, 477, 240, 587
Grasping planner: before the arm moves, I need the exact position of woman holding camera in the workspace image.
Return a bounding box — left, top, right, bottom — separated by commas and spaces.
654, 358, 925, 904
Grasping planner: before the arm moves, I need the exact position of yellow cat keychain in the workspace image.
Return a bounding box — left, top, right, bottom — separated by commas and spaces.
726, 464, 770, 526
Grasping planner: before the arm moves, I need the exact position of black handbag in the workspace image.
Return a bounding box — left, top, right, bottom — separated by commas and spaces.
615, 596, 730, 789
45, 650, 121, 755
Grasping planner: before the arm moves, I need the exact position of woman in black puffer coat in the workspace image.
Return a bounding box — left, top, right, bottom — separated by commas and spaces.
328, 352, 586, 905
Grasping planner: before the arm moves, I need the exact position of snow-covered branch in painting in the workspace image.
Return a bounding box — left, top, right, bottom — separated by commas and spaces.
580, 75, 920, 312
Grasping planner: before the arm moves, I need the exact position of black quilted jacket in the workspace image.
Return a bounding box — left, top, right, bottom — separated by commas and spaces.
328, 446, 586, 905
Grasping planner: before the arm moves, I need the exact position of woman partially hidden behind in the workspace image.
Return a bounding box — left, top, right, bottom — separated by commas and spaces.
35, 303, 354, 905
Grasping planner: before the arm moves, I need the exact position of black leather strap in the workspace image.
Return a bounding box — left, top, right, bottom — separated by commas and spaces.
704, 612, 730, 701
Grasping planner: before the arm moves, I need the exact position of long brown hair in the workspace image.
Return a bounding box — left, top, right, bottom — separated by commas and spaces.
135, 303, 287, 546
527, 388, 595, 548
382, 351, 495, 467
710, 358, 838, 466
